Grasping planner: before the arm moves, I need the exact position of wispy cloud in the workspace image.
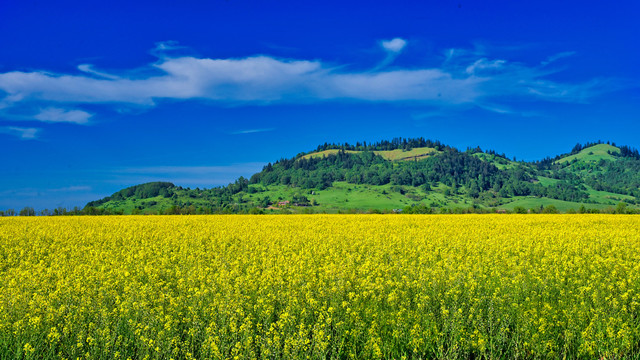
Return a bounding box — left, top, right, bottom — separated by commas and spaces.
49, 185, 93, 192
230, 128, 275, 135
412, 103, 540, 121
112, 163, 267, 186
0, 186, 98, 210
77, 64, 120, 80
465, 58, 506, 75
541, 51, 576, 66
0, 185, 91, 196
475, 103, 516, 114
374, 38, 409, 71
0, 41, 615, 121
34, 107, 92, 124
117, 163, 266, 175
0, 185, 93, 198
381, 38, 407, 53
0, 126, 40, 139
150, 40, 188, 57
474, 103, 540, 117
411, 110, 451, 120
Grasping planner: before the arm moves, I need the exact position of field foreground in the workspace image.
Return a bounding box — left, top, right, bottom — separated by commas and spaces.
1, 215, 640, 359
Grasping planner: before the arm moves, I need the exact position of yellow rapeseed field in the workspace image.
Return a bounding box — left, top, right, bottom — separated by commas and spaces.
1, 215, 639, 359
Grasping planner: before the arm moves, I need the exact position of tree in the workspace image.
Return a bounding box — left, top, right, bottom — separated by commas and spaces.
468, 180, 480, 198
292, 193, 310, 205
260, 196, 271, 208
39, 209, 53, 216
615, 202, 628, 214
19, 207, 35, 216
513, 206, 527, 214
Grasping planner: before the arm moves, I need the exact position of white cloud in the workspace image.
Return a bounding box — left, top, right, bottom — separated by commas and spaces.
0, 41, 611, 114
117, 163, 265, 175
0, 186, 99, 211
0, 126, 40, 139
475, 103, 513, 114
112, 163, 266, 187
151, 40, 186, 57
49, 185, 93, 192
542, 51, 576, 66
0, 185, 94, 197
381, 38, 407, 53
465, 58, 507, 75
34, 107, 92, 124
231, 128, 275, 134
475, 103, 540, 117
374, 38, 409, 70
77, 64, 120, 80
0, 55, 481, 104
411, 110, 451, 120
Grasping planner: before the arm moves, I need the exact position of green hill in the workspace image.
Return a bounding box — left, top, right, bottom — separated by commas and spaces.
85, 139, 640, 214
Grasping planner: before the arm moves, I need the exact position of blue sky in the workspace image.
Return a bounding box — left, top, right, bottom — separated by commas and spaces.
1, 0, 639, 210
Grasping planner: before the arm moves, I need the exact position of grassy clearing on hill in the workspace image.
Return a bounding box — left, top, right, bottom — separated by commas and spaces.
584, 185, 636, 205
300, 147, 438, 161
472, 153, 518, 169
555, 144, 619, 164
254, 182, 476, 212
535, 176, 561, 186
299, 149, 360, 160
374, 147, 438, 160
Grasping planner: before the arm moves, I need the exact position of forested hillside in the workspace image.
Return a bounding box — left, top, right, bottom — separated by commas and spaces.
82, 138, 640, 214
